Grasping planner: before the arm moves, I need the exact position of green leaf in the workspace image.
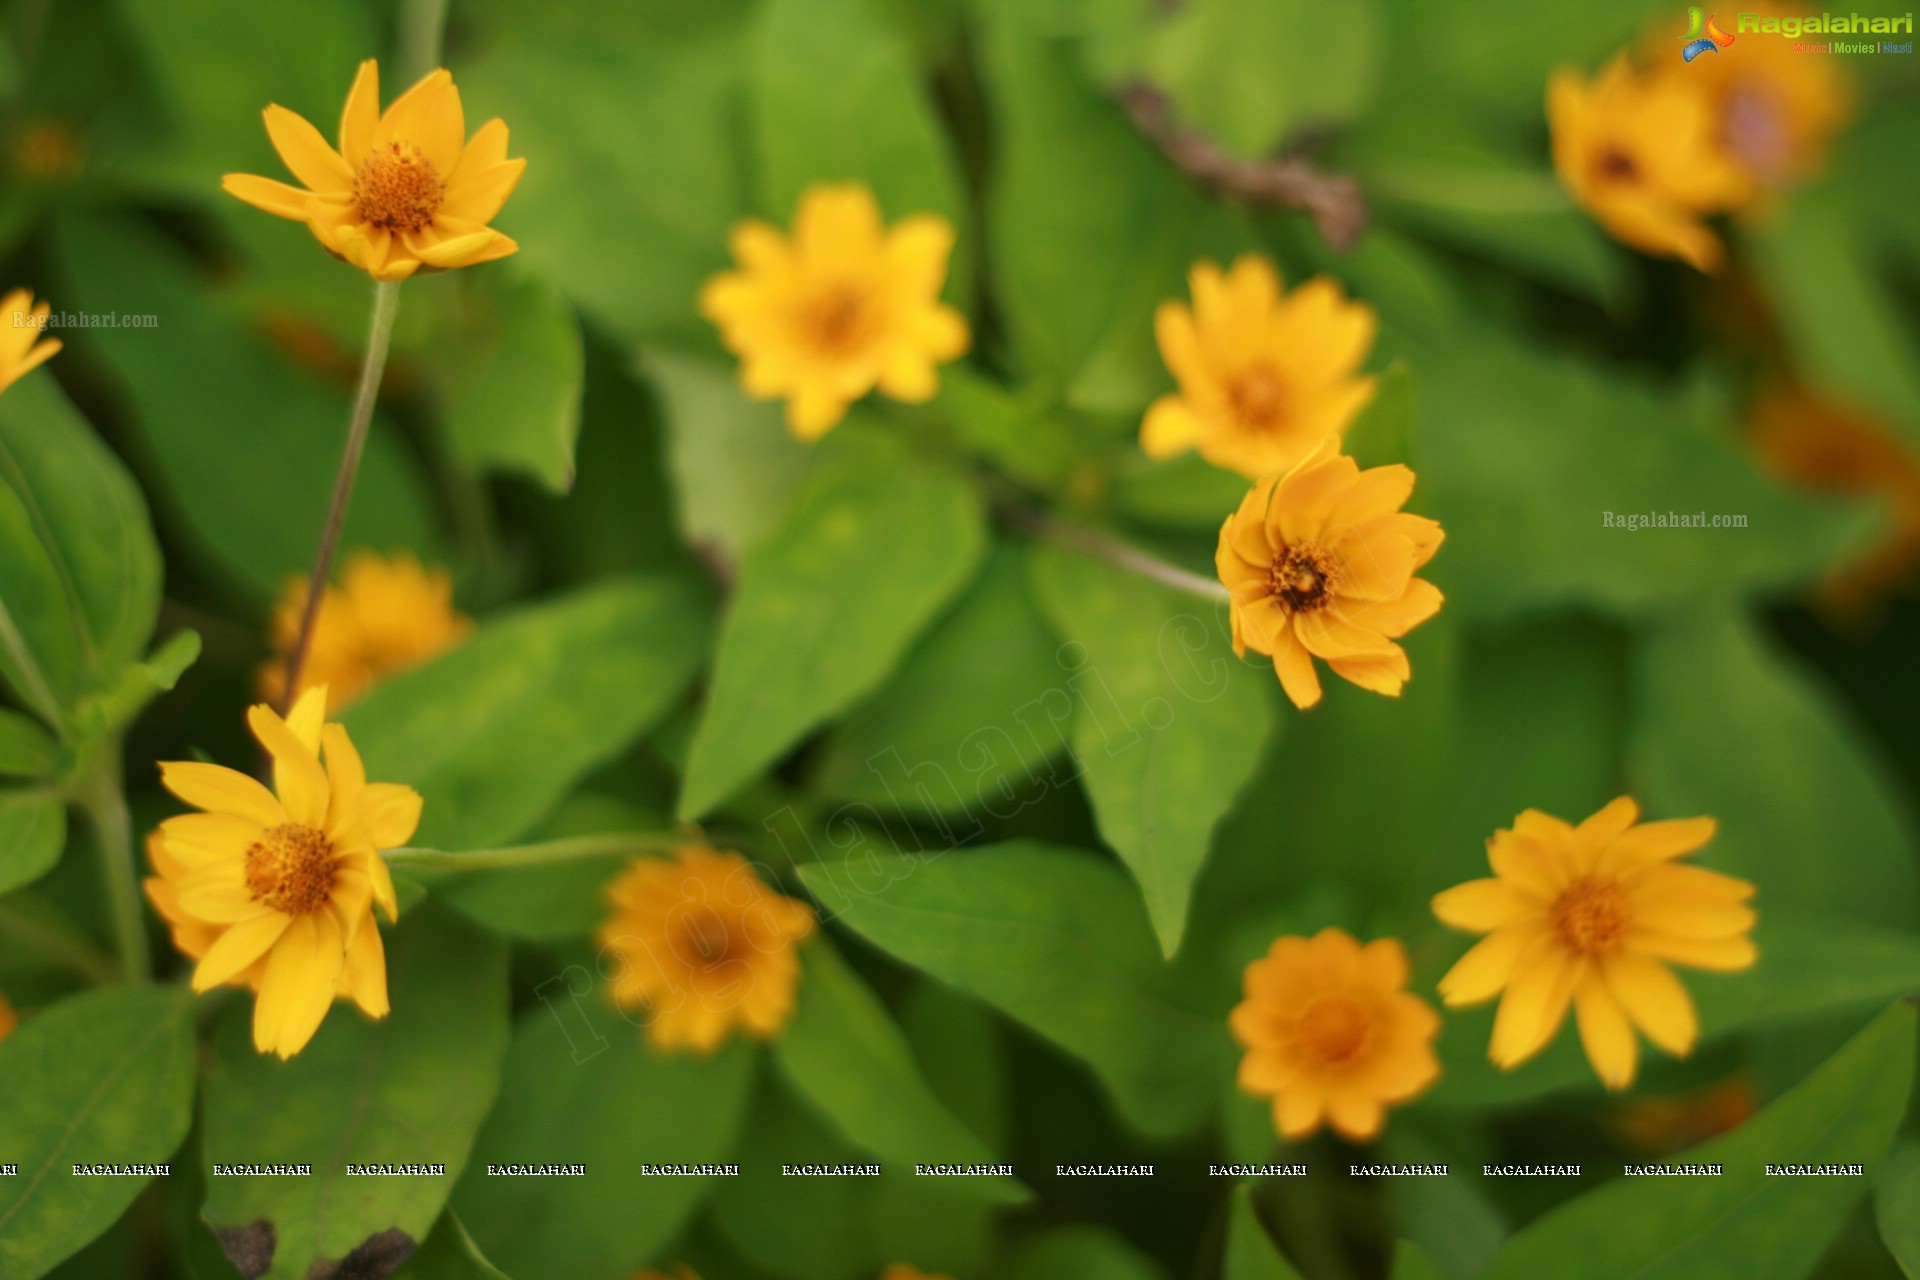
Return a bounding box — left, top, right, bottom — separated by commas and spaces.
1412, 333, 1880, 622
0, 709, 58, 778
431, 270, 585, 493
772, 942, 1028, 1204
455, 1010, 756, 1276
644, 349, 818, 563
452, 22, 749, 343
1342, 361, 1412, 470
393, 1213, 511, 1280
1480, 1001, 1917, 1280
1629, 608, 1918, 928
1139, 0, 1380, 158
815, 544, 1070, 817
0, 790, 66, 896
0, 368, 160, 725
1028, 543, 1276, 955
754, 0, 966, 287
57, 215, 438, 597
1225, 1184, 1306, 1280
0, 985, 195, 1278
1005, 1225, 1167, 1280
200, 904, 509, 1280
1390, 1241, 1450, 1280
1880, 1141, 1920, 1280
798, 841, 1228, 1138
680, 429, 987, 818
428, 794, 651, 942
345, 574, 711, 850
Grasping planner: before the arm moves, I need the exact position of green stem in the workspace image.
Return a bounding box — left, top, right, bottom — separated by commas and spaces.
1000, 501, 1229, 603
78, 760, 148, 983
401, 0, 451, 80
0, 901, 117, 985
381, 831, 685, 872
279, 278, 403, 712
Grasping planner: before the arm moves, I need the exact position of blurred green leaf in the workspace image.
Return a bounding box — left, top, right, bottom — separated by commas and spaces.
1029, 542, 1277, 955
0, 985, 195, 1278
0, 369, 160, 726
816, 544, 1069, 817
428, 794, 648, 942
0, 790, 66, 897
393, 1212, 511, 1280
1005, 1225, 1167, 1280
1111, 452, 1250, 531
1391, 1240, 1450, 1280
1881, 1141, 1920, 1280
773, 942, 1028, 1204
1343, 360, 1413, 469
346, 574, 710, 850
1413, 333, 1879, 621
430, 270, 585, 493
0, 710, 57, 778
1479, 1000, 1916, 1280
1138, 0, 1380, 158
1225, 1183, 1306, 1280
645, 349, 818, 562
456, 1009, 755, 1276
680, 429, 987, 818
200, 904, 508, 1280
59, 215, 438, 597
1629, 608, 1918, 928
799, 841, 1228, 1138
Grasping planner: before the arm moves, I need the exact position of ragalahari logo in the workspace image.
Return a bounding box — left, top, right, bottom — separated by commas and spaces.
1681, 7, 1738, 59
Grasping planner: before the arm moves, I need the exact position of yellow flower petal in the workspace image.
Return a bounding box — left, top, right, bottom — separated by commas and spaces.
160, 761, 284, 828
339, 60, 380, 158
253, 911, 346, 1058
193, 913, 292, 992
263, 104, 351, 193
1604, 952, 1698, 1057
1489, 939, 1580, 1068
1574, 978, 1639, 1090
1438, 924, 1539, 1006
220, 173, 317, 220
248, 701, 330, 828
1433, 878, 1537, 932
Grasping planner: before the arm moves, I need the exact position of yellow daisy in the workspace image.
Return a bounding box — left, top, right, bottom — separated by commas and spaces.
1548, 55, 1748, 271
0, 288, 62, 396
149, 686, 421, 1058
222, 60, 525, 281
1142, 256, 1377, 479
260, 550, 471, 710
1433, 797, 1758, 1091
598, 846, 815, 1053
699, 183, 970, 440
1215, 439, 1445, 710
1230, 928, 1441, 1142
1656, 29, 1850, 192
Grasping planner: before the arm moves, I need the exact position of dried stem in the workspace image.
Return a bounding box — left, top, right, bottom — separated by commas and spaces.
1120, 83, 1369, 252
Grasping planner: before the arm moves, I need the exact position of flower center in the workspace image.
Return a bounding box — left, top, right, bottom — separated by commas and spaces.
798, 284, 872, 357
1594, 146, 1640, 184
353, 142, 444, 233
1270, 545, 1335, 613
1225, 364, 1288, 432
677, 909, 735, 966
1295, 995, 1372, 1067
243, 823, 338, 916
1551, 877, 1632, 955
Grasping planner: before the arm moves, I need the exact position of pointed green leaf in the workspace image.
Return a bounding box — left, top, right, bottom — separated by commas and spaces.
1879, 1140, 1920, 1280
433, 271, 585, 493
0, 789, 65, 896
1225, 1184, 1306, 1280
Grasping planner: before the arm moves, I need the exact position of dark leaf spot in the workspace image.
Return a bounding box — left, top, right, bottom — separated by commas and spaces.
214, 1220, 276, 1279
305, 1228, 418, 1280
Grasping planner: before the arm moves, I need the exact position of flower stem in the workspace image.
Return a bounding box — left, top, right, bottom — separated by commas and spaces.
0, 900, 117, 985
1001, 502, 1229, 603
78, 760, 148, 983
381, 831, 686, 873
401, 0, 451, 81
279, 278, 403, 712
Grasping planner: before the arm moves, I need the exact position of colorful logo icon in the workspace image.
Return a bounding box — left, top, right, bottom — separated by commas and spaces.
1681, 7, 1737, 60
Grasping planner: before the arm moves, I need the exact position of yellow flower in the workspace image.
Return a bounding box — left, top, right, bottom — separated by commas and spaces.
598, 845, 815, 1054
881, 1267, 954, 1280
222, 60, 525, 281
148, 686, 420, 1058
1230, 928, 1441, 1142
1215, 439, 1444, 710
632, 1269, 699, 1280
1548, 56, 1748, 271
0, 990, 17, 1044
1432, 797, 1758, 1091
260, 550, 471, 710
1610, 1071, 1756, 1155
699, 183, 969, 440
0, 288, 62, 396
1142, 256, 1377, 479
1657, 28, 1851, 191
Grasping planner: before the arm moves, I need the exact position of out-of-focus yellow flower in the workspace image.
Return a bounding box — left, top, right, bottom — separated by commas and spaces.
1610, 1071, 1757, 1154
1143, 256, 1377, 479
1433, 797, 1757, 1091
1549, 56, 1747, 271
1230, 928, 1441, 1142
632, 1268, 699, 1280
1215, 439, 1444, 710
0, 990, 17, 1044
222, 60, 525, 281
1656, 27, 1851, 192
1747, 385, 1920, 617
260, 550, 471, 711
599, 846, 815, 1054
0, 289, 62, 397
881, 1267, 954, 1280
10, 120, 85, 181
699, 183, 969, 440
149, 686, 420, 1058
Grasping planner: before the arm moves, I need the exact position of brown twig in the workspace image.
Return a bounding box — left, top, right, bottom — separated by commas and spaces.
1119, 83, 1369, 252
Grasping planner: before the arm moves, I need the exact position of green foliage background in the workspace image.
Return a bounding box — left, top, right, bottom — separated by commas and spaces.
0, 0, 1917, 1277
